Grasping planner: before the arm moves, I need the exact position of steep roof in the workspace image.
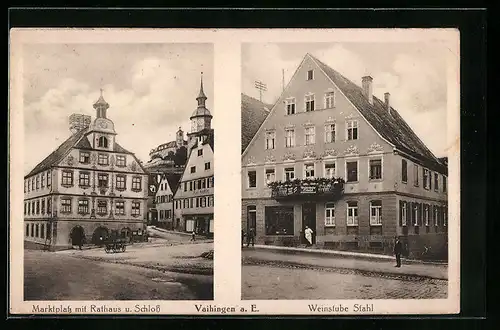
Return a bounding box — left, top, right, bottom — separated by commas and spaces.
25, 129, 88, 178
201, 129, 215, 151
164, 173, 182, 194
309, 54, 446, 173
241, 93, 271, 153
26, 129, 136, 178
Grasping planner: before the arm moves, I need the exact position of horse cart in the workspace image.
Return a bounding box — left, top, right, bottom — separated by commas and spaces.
104, 237, 127, 253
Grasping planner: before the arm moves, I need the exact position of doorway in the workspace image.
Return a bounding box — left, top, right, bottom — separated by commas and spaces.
247, 205, 257, 234
70, 226, 85, 246
302, 203, 316, 244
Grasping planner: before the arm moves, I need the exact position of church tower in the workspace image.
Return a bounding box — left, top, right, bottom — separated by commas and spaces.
189, 72, 213, 138
88, 89, 117, 150
176, 126, 184, 149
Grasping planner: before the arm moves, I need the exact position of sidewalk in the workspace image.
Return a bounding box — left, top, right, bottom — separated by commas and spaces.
243, 245, 448, 280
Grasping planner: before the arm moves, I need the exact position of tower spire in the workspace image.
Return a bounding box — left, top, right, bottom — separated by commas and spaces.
93, 88, 110, 118
196, 72, 207, 107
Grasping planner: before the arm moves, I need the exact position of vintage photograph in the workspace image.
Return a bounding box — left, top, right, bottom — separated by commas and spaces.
21, 42, 214, 300
241, 42, 451, 300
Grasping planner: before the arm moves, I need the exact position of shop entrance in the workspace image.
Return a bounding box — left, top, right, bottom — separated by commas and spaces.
302, 203, 316, 244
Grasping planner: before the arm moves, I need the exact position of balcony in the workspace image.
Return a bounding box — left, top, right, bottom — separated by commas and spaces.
269, 178, 345, 201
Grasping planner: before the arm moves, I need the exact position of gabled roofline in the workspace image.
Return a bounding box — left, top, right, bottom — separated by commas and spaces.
241, 54, 309, 158
307, 54, 397, 151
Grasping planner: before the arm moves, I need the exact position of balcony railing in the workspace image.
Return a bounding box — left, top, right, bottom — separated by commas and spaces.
269, 178, 345, 201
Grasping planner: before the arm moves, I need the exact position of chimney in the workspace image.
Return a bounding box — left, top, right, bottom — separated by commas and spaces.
384, 92, 391, 114
362, 76, 373, 105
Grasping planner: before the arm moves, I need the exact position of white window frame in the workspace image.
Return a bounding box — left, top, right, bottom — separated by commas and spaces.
304, 163, 315, 179
346, 119, 359, 141
324, 123, 336, 143
265, 130, 276, 150
285, 128, 295, 148
345, 158, 359, 183
423, 168, 430, 190
368, 156, 383, 180
346, 202, 359, 226
304, 126, 315, 145
434, 206, 438, 226
324, 161, 337, 179
369, 201, 382, 226
265, 167, 276, 185
425, 205, 430, 226
401, 202, 407, 226
284, 166, 295, 181
305, 93, 315, 112
325, 203, 335, 227
414, 204, 419, 226
285, 97, 296, 115
306, 69, 314, 81
324, 91, 335, 109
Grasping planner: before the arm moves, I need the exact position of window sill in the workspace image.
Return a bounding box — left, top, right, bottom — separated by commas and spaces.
131, 189, 142, 193
116, 187, 127, 192
115, 213, 125, 216
369, 178, 383, 182
61, 184, 74, 188
324, 225, 336, 228
402, 180, 407, 184
346, 224, 359, 227
79, 162, 90, 165
79, 185, 91, 189
78, 212, 89, 216
370, 223, 382, 226
346, 181, 359, 184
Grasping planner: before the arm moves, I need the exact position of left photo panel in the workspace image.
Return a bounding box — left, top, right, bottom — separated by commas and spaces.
19, 40, 214, 301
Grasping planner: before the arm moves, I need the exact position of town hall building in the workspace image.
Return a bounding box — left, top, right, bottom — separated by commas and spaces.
241, 53, 448, 259
24, 91, 149, 250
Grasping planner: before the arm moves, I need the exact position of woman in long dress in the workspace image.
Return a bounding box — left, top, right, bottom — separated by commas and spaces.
304, 226, 313, 247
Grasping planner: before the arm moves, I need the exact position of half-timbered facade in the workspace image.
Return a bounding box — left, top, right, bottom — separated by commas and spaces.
24, 92, 149, 250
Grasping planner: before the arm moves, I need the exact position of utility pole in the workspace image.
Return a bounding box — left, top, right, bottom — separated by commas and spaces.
282, 69, 285, 92
254, 80, 267, 102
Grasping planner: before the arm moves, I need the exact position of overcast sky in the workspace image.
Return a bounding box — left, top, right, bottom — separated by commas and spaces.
242, 42, 450, 158
23, 43, 213, 174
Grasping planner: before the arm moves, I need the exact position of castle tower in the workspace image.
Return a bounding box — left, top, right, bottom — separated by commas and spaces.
176, 126, 184, 149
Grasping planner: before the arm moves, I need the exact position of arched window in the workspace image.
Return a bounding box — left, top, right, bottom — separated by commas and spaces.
98, 136, 108, 148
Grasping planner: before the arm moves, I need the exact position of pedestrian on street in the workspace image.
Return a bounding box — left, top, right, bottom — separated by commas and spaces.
241, 229, 246, 248
394, 236, 403, 267
304, 226, 314, 247
247, 228, 255, 247
191, 231, 196, 242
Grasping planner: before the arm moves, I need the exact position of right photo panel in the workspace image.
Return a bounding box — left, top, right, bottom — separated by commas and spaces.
240, 42, 449, 301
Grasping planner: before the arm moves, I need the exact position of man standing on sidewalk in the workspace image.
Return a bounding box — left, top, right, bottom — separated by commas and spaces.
394, 236, 403, 267
247, 228, 255, 247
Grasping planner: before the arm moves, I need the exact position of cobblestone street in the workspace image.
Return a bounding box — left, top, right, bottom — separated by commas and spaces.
242, 248, 447, 300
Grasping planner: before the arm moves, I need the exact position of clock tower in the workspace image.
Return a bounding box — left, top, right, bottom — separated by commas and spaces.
88, 89, 117, 150
188, 72, 213, 145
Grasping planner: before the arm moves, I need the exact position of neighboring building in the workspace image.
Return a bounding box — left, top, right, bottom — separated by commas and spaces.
241, 93, 271, 153
24, 91, 149, 250
241, 53, 448, 259
173, 74, 215, 237
154, 173, 181, 229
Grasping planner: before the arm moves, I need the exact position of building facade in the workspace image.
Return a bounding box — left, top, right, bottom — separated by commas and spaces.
173, 74, 215, 237
154, 174, 180, 229
24, 92, 149, 250
241, 54, 448, 259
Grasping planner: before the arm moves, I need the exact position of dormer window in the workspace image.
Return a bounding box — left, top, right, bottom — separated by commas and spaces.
307, 70, 314, 80
98, 136, 108, 148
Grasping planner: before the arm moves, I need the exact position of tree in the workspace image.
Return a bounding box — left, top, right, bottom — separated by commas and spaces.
174, 146, 188, 166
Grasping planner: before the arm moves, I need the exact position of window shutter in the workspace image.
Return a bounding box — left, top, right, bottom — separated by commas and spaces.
406, 201, 411, 224
418, 203, 423, 226
399, 200, 403, 226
